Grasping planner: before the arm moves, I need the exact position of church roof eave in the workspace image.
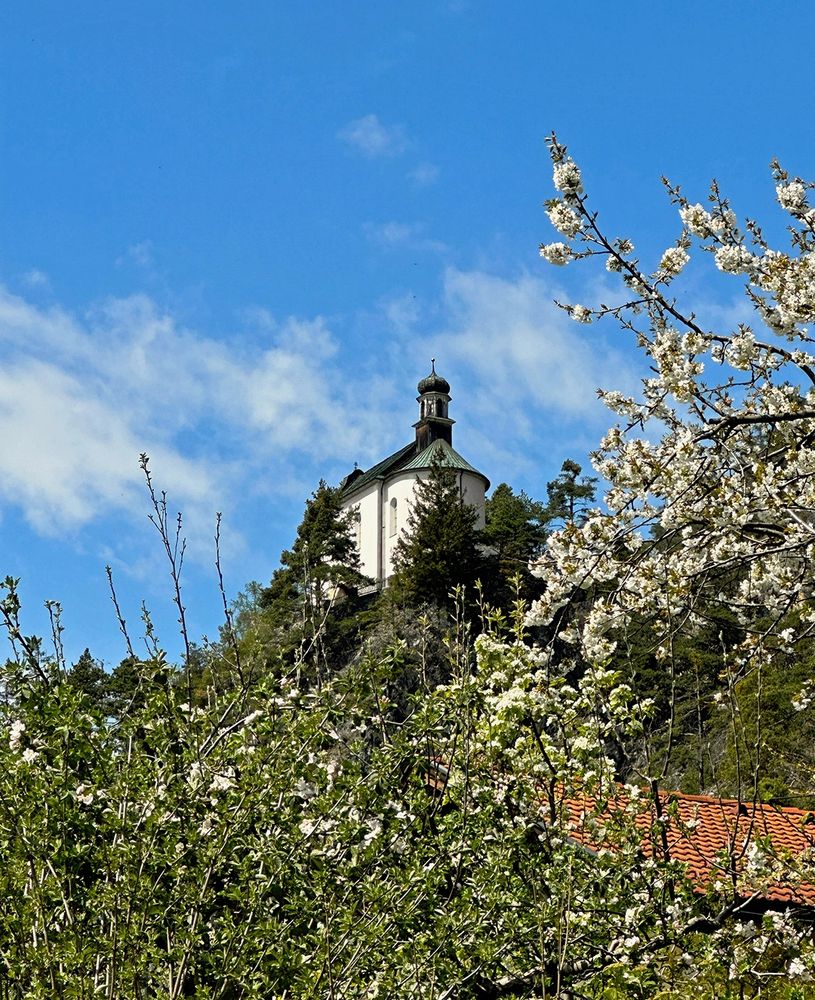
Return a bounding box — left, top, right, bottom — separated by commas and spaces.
400, 438, 490, 490
340, 442, 417, 500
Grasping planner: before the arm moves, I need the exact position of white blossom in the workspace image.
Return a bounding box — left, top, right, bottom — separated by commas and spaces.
658, 245, 689, 277
724, 327, 757, 369
75, 784, 94, 806
570, 304, 592, 323
294, 777, 317, 800
546, 201, 581, 237
9, 720, 25, 752
552, 159, 583, 196
714, 244, 755, 274
199, 814, 216, 837
788, 956, 812, 980
209, 770, 235, 795
679, 202, 720, 237
777, 181, 807, 214
539, 242, 571, 265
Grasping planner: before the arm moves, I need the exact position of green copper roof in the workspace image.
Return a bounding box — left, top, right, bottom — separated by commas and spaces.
401, 438, 488, 484
343, 438, 489, 499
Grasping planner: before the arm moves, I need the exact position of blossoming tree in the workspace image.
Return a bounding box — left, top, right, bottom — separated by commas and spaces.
3, 139, 815, 996
536, 136, 815, 761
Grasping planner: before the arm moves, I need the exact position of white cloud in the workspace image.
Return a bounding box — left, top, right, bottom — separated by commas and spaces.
435, 268, 639, 418
363, 221, 447, 254
116, 240, 156, 272
0, 267, 649, 552
381, 293, 422, 336
0, 288, 397, 546
338, 114, 408, 158
0, 358, 210, 534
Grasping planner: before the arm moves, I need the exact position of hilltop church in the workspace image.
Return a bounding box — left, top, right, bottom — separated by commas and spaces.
340, 364, 489, 588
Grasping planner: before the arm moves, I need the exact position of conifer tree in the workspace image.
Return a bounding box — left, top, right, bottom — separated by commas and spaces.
391, 455, 487, 608
259, 481, 369, 675
483, 483, 547, 571
68, 648, 109, 711
543, 459, 597, 527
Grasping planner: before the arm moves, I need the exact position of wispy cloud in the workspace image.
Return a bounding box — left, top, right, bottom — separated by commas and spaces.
22, 269, 50, 290
363, 221, 447, 254
381, 293, 422, 336
338, 114, 408, 158
408, 161, 439, 187
0, 266, 651, 554
416, 268, 645, 478
116, 240, 157, 275
436, 268, 638, 417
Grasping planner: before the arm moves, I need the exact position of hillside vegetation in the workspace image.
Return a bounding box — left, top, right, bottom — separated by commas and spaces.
4, 141, 815, 996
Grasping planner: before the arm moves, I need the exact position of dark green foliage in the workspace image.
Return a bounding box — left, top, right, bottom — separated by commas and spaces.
484, 483, 547, 566
544, 459, 597, 527
390, 456, 491, 609
259, 481, 371, 678
106, 655, 144, 717
68, 648, 108, 709
612, 607, 744, 793
714, 635, 815, 807
483, 482, 548, 601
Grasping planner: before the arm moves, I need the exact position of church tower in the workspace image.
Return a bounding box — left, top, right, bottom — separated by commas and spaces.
414, 360, 454, 450
340, 364, 489, 588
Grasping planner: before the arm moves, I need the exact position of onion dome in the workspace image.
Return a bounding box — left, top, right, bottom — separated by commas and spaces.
417, 359, 450, 395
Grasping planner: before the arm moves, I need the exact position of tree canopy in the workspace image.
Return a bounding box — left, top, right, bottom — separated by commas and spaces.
259, 480, 370, 677
542, 459, 597, 528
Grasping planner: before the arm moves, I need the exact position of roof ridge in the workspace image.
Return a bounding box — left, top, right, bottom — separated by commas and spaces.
661, 791, 813, 817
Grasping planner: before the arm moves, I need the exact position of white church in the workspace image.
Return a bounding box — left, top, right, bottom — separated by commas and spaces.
340, 363, 489, 588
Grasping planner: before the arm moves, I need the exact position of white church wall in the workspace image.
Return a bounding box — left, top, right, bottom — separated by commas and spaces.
460, 471, 487, 529
345, 467, 488, 586
382, 472, 424, 580
347, 482, 381, 584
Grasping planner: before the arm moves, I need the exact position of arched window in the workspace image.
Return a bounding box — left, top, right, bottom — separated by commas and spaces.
389, 497, 398, 536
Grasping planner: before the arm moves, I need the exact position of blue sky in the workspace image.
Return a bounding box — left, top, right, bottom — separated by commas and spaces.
1, 2, 814, 667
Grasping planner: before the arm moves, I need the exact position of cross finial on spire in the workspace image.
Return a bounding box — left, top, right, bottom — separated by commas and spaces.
431, 358, 436, 373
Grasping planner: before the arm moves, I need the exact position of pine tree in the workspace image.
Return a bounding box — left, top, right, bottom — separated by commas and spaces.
106, 656, 143, 718
259, 481, 370, 676
543, 460, 597, 527
391, 455, 487, 609
484, 483, 547, 571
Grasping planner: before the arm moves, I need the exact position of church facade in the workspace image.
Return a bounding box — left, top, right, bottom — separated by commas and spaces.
340, 364, 489, 588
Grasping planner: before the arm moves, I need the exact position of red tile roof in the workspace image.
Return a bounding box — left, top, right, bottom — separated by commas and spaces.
562, 788, 815, 907
426, 762, 815, 908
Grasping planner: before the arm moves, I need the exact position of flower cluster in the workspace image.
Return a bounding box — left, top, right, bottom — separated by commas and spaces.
658, 245, 689, 278
714, 244, 755, 274
539, 241, 571, 265
680, 202, 724, 237
777, 180, 807, 214
546, 200, 581, 237
553, 158, 583, 197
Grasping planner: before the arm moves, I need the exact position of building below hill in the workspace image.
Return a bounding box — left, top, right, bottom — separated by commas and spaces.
340, 363, 489, 589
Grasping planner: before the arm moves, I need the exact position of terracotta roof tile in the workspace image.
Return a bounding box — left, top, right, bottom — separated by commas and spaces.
562, 788, 815, 907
